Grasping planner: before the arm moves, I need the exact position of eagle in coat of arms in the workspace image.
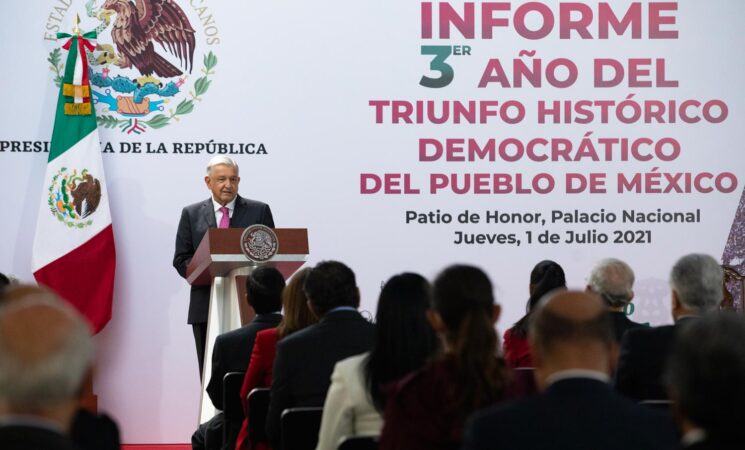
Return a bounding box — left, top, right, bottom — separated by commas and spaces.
99, 0, 196, 77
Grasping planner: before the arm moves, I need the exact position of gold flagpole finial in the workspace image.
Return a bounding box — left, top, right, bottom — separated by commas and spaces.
72, 13, 81, 35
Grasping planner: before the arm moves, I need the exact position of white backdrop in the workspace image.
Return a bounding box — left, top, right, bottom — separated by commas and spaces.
1, 0, 744, 443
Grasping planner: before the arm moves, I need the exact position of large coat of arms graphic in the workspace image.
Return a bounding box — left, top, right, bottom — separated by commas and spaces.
47, 0, 218, 134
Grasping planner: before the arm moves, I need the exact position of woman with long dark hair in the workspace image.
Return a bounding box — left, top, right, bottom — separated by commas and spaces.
379, 265, 511, 450
503, 260, 566, 368
315, 273, 439, 450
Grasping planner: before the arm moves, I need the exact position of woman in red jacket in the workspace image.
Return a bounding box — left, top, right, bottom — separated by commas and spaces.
236, 268, 317, 450
502, 260, 566, 368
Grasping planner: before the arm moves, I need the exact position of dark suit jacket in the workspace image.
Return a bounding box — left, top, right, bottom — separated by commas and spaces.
610, 311, 647, 343
173, 195, 274, 324
207, 313, 283, 410
614, 317, 696, 401
0, 425, 81, 450
266, 309, 375, 446
70, 409, 120, 450
463, 378, 679, 450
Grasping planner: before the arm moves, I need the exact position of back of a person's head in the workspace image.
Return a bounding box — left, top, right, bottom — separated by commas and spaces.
366, 273, 439, 412
0, 284, 58, 307
432, 264, 506, 414
587, 258, 635, 308
277, 268, 318, 339
303, 261, 359, 316
512, 260, 567, 336
666, 312, 745, 444
0, 272, 10, 292
670, 254, 723, 313
247, 266, 286, 314
529, 290, 613, 370
0, 295, 94, 416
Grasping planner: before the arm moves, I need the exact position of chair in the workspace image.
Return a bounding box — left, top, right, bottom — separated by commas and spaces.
248, 388, 271, 445
223, 372, 246, 448
337, 436, 378, 450
280, 407, 323, 450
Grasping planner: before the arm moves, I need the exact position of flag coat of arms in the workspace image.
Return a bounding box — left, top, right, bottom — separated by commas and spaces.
32, 27, 116, 333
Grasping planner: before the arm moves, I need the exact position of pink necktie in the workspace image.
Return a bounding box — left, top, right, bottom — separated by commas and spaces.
218, 206, 230, 228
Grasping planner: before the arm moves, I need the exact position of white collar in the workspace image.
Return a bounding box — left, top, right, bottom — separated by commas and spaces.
212, 196, 237, 213
682, 428, 707, 446
545, 369, 610, 387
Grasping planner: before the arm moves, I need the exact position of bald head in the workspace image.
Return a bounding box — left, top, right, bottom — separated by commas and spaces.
529, 291, 614, 377
0, 294, 93, 418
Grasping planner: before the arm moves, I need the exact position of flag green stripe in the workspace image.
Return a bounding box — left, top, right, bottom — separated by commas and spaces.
48, 36, 97, 163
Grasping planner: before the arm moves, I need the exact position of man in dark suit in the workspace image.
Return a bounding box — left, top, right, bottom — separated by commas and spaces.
266, 261, 375, 447
206, 266, 285, 410
193, 266, 285, 450
173, 156, 275, 377
462, 291, 679, 450
614, 254, 723, 401
666, 312, 745, 449
0, 291, 95, 450
586, 258, 646, 342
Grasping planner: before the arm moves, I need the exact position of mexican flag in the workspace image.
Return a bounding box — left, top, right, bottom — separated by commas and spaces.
32, 30, 116, 333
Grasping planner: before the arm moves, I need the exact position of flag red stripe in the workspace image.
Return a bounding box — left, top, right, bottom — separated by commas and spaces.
78, 37, 90, 86
34, 225, 116, 333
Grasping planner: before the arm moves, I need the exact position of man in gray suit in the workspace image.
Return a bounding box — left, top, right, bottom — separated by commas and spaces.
173, 156, 274, 377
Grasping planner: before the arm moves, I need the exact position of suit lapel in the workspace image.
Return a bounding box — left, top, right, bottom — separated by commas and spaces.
231, 195, 248, 227
202, 198, 217, 228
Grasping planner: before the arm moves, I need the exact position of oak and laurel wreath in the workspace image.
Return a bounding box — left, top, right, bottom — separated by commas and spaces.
47, 167, 93, 229
99, 51, 217, 130
46, 49, 218, 130
48, 48, 64, 88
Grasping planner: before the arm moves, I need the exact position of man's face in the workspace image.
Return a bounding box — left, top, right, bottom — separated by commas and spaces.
205, 164, 240, 205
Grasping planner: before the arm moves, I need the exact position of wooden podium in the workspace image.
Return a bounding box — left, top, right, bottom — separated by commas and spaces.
186, 228, 309, 424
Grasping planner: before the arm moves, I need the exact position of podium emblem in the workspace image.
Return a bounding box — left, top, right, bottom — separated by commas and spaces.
240, 225, 278, 262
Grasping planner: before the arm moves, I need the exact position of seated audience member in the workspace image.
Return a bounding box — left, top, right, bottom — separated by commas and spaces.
0, 286, 120, 450
236, 268, 318, 450
379, 265, 512, 450
462, 291, 679, 450
614, 254, 723, 400
586, 258, 646, 342
207, 266, 286, 409
666, 312, 745, 449
0, 292, 95, 450
316, 273, 439, 450
194, 266, 286, 450
266, 261, 375, 447
503, 260, 566, 367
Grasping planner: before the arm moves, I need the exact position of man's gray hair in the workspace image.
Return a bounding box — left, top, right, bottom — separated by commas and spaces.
206, 156, 239, 175
670, 254, 723, 313
587, 258, 635, 308
0, 298, 94, 410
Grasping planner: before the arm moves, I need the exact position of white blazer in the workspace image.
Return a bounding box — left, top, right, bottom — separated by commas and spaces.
315, 353, 383, 450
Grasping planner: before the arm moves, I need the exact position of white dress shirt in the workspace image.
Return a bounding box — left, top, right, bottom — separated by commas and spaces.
212, 196, 237, 225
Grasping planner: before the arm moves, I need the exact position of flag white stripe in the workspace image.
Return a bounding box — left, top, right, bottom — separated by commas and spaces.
73, 42, 83, 104
32, 130, 112, 271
